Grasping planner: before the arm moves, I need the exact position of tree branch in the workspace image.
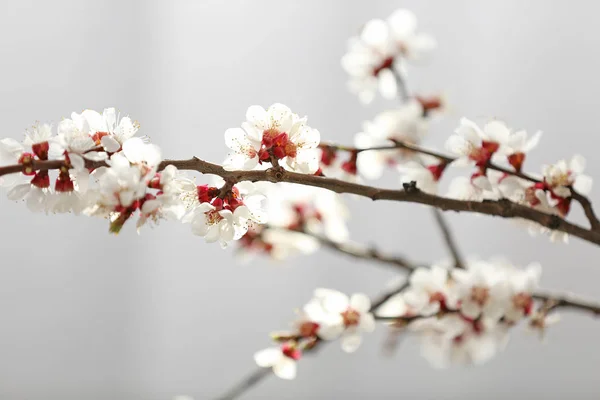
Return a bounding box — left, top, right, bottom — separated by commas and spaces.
315, 234, 417, 272
430, 209, 465, 269
532, 290, 600, 316
320, 140, 600, 231
2, 157, 600, 247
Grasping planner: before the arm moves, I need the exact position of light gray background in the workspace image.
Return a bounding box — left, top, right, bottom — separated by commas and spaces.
0, 1, 599, 399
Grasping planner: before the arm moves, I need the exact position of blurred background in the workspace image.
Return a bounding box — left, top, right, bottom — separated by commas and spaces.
0, 0, 599, 399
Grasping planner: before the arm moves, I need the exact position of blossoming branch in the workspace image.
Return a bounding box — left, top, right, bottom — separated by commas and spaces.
1, 7, 600, 400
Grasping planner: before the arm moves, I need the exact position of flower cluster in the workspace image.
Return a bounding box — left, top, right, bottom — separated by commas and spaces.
0, 108, 189, 233
442, 118, 592, 241
342, 9, 436, 104
223, 104, 320, 174
236, 183, 349, 260
254, 289, 375, 379
181, 179, 267, 248
254, 257, 555, 379
378, 258, 548, 368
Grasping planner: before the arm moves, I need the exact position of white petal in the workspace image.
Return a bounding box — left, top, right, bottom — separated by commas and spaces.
570, 154, 586, 174
84, 151, 108, 162
253, 348, 281, 367
204, 225, 221, 243
361, 19, 389, 47
7, 183, 31, 200
102, 136, 121, 153
69, 153, 85, 171
273, 358, 296, 380
483, 120, 510, 143
349, 293, 371, 313
190, 216, 210, 236
574, 175, 593, 195
340, 330, 362, 353
387, 9, 417, 39
359, 313, 376, 333
317, 320, 344, 340
245, 106, 268, 130
523, 131, 542, 152
378, 69, 398, 100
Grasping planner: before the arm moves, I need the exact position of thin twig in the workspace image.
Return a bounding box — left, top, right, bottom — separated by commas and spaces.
430, 209, 465, 269
533, 290, 600, 316
214, 367, 272, 400
317, 235, 417, 271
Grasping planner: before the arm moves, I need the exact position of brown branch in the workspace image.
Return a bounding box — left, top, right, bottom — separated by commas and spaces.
2, 157, 600, 247
533, 290, 600, 316
315, 235, 417, 272
320, 140, 600, 231
214, 367, 272, 400
571, 189, 600, 231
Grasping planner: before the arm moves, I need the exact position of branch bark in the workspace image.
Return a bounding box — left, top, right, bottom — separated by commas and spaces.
2, 156, 600, 247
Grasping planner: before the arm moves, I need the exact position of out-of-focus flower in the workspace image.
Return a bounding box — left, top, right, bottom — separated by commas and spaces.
313, 289, 376, 353
342, 9, 436, 103
254, 343, 301, 380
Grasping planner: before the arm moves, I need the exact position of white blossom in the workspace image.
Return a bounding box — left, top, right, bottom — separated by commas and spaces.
254, 344, 300, 380
312, 289, 376, 352
446, 118, 510, 166
224, 104, 320, 174
451, 260, 510, 321
182, 180, 266, 247
342, 9, 435, 103
411, 314, 509, 368
262, 183, 349, 244
543, 155, 592, 198
503, 262, 541, 323
72, 107, 139, 152
403, 265, 458, 316
355, 101, 428, 179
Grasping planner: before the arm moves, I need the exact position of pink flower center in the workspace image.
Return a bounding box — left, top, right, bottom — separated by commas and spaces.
341, 308, 361, 327
298, 321, 320, 337
205, 209, 223, 225
470, 286, 489, 306
512, 293, 533, 315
